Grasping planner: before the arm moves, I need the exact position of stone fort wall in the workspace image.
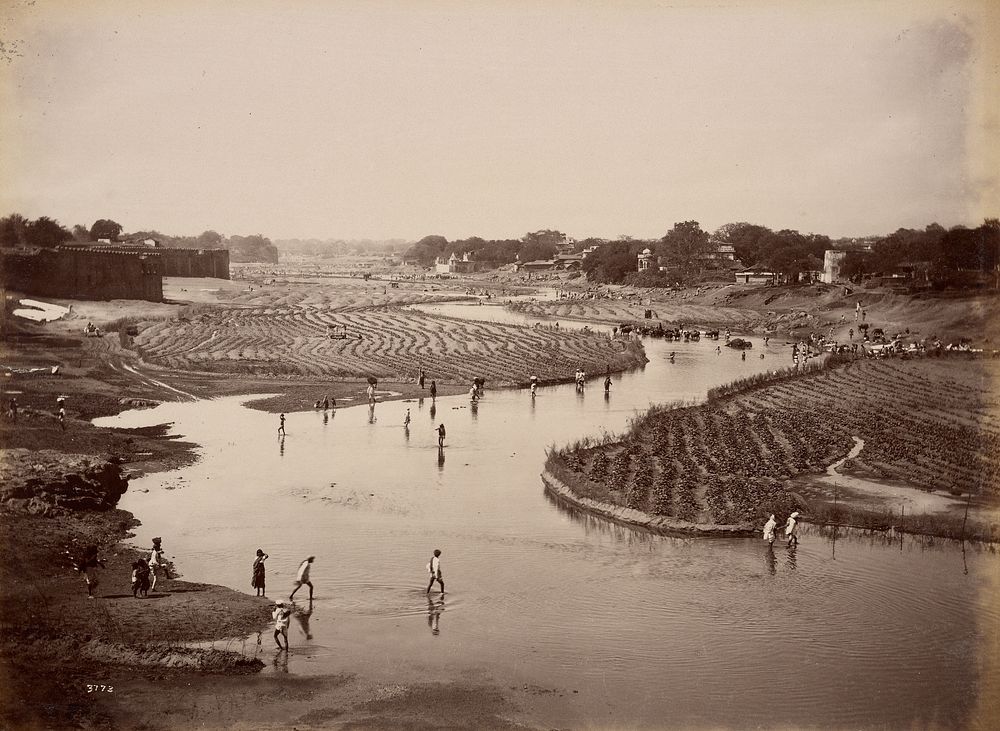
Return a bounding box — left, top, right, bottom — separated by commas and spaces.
1, 248, 164, 302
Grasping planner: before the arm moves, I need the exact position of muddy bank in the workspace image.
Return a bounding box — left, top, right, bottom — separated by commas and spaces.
1, 450, 129, 514
0, 451, 273, 730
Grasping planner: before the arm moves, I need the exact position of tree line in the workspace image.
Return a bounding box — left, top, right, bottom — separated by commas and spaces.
839, 220, 1000, 285
406, 218, 998, 287
0, 213, 279, 263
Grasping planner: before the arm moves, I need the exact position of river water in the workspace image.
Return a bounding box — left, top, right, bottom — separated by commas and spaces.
98, 302, 998, 730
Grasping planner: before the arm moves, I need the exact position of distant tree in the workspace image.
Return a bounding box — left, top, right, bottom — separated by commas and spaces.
0, 213, 29, 248
197, 230, 224, 249
658, 221, 711, 282
71, 224, 91, 241
517, 241, 556, 264
582, 239, 647, 283
521, 230, 566, 249
403, 235, 449, 265
839, 251, 872, 281
89, 219, 122, 242
26, 217, 72, 248
227, 234, 279, 263
713, 222, 771, 266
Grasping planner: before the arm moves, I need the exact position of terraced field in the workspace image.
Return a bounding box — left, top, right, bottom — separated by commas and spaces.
130, 283, 646, 385
550, 358, 1000, 525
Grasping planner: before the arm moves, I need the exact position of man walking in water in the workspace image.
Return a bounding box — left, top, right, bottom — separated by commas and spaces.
784, 511, 799, 547
437, 423, 446, 447
604, 375, 612, 394
762, 514, 777, 545
272, 600, 292, 650
404, 409, 411, 428
429, 380, 437, 400
426, 549, 444, 594
278, 413, 286, 436
419, 369, 426, 389
290, 556, 315, 601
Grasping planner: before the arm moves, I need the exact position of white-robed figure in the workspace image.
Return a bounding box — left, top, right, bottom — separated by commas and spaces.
784, 511, 800, 546
762, 514, 777, 545
426, 549, 444, 594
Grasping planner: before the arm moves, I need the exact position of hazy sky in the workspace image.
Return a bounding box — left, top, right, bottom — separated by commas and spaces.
1, 0, 997, 241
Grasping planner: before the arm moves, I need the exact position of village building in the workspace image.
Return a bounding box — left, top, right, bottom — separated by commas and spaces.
516, 259, 558, 273
735, 265, 779, 285
637, 248, 655, 272
822, 250, 849, 283
699, 243, 736, 262
553, 253, 585, 270
435, 252, 477, 275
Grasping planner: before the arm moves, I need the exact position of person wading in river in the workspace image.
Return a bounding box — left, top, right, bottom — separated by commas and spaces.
437, 423, 446, 447
272, 600, 292, 650
289, 556, 315, 601
426, 549, 444, 594
784, 512, 800, 547
762, 514, 777, 545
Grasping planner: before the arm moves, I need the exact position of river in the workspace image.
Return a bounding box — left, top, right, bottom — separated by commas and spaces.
97, 302, 998, 730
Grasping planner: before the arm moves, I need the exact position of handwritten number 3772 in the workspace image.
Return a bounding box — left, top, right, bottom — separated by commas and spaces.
86, 685, 114, 693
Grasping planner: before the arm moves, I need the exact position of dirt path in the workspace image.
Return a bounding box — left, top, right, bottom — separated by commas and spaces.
809, 436, 968, 515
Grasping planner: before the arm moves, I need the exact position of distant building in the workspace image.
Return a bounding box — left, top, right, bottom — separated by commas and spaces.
435, 252, 477, 275
554, 253, 584, 270
699, 243, 736, 261
735, 266, 778, 285
581, 244, 601, 259
637, 248, 655, 272
822, 250, 849, 283
553, 234, 577, 256
516, 259, 557, 272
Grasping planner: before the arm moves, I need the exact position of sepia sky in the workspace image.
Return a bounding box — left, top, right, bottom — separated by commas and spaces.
1, 0, 997, 241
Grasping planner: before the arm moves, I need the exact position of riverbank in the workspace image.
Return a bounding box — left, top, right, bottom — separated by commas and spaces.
547, 355, 1000, 543
0, 457, 272, 729
509, 281, 1000, 343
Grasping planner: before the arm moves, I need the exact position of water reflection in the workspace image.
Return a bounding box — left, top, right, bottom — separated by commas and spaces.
427, 596, 444, 635
785, 543, 797, 571
764, 545, 776, 576
295, 600, 313, 640
279, 435, 285, 458
272, 650, 289, 673
437, 447, 445, 472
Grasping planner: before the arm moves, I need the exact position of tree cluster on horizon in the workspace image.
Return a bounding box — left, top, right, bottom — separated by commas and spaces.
402, 229, 571, 268
838, 219, 1000, 286
0, 212, 279, 264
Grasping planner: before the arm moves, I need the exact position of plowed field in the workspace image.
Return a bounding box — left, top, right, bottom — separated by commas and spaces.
130, 283, 646, 385
552, 358, 1000, 525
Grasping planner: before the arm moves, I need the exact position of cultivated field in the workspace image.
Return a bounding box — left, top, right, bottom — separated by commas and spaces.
549, 357, 1000, 529
127, 281, 646, 385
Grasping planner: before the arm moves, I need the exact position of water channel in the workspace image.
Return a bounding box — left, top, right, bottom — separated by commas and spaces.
97, 302, 998, 729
